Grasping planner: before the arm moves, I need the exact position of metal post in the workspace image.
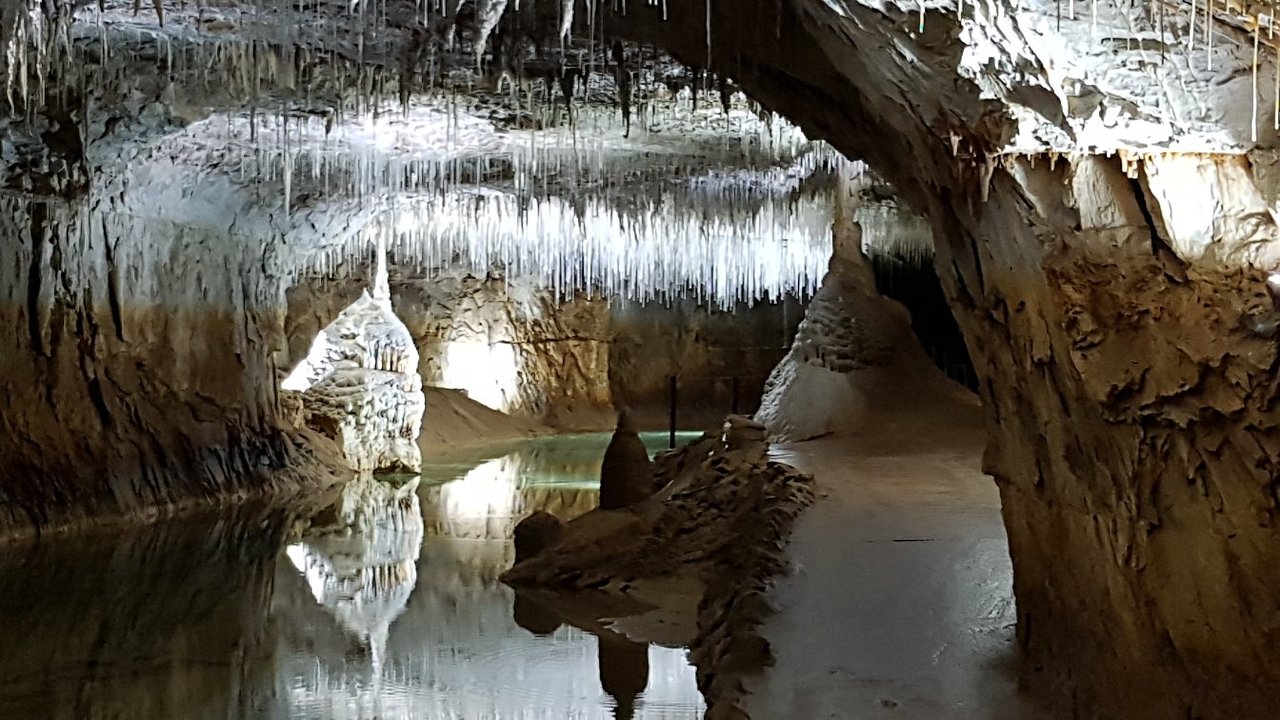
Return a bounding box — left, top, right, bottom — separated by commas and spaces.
669, 375, 677, 449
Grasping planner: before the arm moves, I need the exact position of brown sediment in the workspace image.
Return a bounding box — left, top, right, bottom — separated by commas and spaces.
501, 415, 814, 718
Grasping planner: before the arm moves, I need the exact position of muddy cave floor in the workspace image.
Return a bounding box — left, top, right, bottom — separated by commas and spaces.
0, 383, 1051, 720
747, 407, 1041, 719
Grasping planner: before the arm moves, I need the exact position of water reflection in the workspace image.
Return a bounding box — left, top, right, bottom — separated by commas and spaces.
511, 591, 654, 720
277, 435, 704, 719
0, 510, 287, 720
285, 476, 424, 693
0, 434, 704, 719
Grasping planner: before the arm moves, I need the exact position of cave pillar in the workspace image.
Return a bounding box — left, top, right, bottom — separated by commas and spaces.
933, 153, 1280, 718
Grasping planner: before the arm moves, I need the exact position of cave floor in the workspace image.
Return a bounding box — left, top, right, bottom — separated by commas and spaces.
746, 401, 1050, 719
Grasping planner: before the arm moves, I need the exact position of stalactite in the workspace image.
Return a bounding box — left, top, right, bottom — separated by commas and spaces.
1253, 16, 1260, 142
1207, 0, 1215, 70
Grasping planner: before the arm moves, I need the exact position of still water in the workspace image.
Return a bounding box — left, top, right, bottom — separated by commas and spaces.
0, 433, 707, 720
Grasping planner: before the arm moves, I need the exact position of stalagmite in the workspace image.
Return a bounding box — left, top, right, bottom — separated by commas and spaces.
598, 409, 655, 510
282, 239, 426, 473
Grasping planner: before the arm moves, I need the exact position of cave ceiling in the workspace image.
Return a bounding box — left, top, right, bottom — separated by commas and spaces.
4, 0, 1270, 290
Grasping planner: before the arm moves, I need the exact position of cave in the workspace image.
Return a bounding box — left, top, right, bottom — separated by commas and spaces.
3, 0, 1279, 718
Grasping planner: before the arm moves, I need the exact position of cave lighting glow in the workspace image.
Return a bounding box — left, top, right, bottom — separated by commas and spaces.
439, 340, 522, 413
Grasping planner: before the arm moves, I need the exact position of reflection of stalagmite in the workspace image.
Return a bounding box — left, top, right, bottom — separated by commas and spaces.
286, 476, 425, 673
282, 240, 426, 472
511, 590, 565, 636
514, 511, 565, 562
599, 410, 654, 510
599, 637, 650, 720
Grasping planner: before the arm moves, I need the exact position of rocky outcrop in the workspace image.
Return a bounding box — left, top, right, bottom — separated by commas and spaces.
503, 415, 815, 718
598, 411, 655, 510
282, 267, 426, 474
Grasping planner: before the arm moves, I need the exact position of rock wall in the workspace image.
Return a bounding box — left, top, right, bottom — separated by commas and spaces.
0, 199, 342, 540
609, 297, 802, 427
935, 155, 1280, 719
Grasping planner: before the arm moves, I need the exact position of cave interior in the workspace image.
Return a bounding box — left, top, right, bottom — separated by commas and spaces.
3, 0, 1280, 718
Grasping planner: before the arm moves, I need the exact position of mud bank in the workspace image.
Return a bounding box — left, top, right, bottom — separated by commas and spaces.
502, 416, 814, 718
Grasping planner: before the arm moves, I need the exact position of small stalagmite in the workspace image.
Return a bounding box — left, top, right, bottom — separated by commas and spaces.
598, 409, 655, 510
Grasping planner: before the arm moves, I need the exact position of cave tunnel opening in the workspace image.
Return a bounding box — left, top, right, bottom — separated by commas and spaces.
867, 248, 977, 390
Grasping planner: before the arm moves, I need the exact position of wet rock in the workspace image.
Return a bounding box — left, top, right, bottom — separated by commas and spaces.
598, 410, 655, 510
513, 510, 565, 562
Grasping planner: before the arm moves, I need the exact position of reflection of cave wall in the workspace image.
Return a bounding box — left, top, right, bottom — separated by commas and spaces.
866, 249, 976, 390
286, 269, 806, 432
0, 511, 286, 719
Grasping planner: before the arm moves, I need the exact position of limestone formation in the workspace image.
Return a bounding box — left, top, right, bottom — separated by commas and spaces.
755, 211, 955, 442
0, 197, 346, 539
282, 252, 426, 474
288, 270, 615, 429
598, 410, 655, 510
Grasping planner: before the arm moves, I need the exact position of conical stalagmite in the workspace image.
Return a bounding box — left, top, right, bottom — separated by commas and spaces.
598, 409, 655, 510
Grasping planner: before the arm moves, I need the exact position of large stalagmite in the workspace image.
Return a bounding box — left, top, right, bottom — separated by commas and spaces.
282, 247, 426, 473
755, 207, 958, 441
